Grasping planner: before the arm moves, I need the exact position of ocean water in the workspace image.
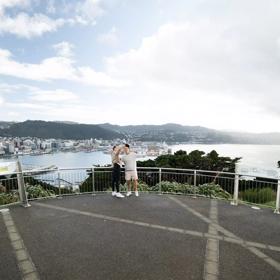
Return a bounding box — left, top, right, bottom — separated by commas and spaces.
0, 144, 279, 170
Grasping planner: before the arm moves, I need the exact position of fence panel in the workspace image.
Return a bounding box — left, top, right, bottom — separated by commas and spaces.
0, 175, 19, 206
0, 166, 278, 212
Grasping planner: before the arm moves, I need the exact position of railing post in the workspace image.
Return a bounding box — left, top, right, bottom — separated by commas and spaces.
274, 180, 280, 214
193, 170, 197, 198
158, 168, 162, 194
231, 164, 239, 206
57, 168, 62, 198
92, 167, 96, 196
16, 160, 30, 208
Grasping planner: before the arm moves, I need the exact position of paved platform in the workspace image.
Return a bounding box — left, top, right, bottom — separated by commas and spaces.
1, 194, 280, 280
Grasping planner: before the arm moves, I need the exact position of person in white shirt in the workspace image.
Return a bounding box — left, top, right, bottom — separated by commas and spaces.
121, 144, 139, 197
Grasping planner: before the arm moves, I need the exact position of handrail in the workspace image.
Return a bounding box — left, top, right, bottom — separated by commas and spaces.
0, 166, 277, 181
1, 164, 279, 213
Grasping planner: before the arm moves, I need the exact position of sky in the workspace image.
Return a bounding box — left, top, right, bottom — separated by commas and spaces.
0, 0, 280, 133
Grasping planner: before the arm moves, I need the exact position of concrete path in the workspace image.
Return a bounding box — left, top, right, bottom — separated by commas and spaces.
1, 194, 280, 280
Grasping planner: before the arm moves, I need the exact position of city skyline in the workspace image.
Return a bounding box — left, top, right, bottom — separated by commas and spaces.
1, 0, 280, 133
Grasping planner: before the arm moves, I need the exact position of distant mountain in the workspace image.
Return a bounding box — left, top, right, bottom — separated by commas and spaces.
0, 120, 124, 140
1, 120, 280, 144
0, 121, 14, 129
53, 121, 78, 125
99, 123, 233, 143
226, 131, 280, 145
99, 123, 280, 144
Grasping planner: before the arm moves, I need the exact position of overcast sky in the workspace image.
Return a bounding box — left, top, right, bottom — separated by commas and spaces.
0, 0, 280, 133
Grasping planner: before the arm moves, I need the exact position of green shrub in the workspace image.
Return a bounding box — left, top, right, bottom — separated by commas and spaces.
240, 187, 276, 204
136, 181, 150, 191
198, 183, 232, 199
153, 181, 197, 194
120, 181, 150, 192
152, 181, 231, 199
26, 184, 56, 199
24, 176, 72, 195
0, 193, 19, 205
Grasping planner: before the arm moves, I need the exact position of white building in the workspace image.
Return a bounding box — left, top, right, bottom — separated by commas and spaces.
8, 143, 15, 153
64, 141, 75, 148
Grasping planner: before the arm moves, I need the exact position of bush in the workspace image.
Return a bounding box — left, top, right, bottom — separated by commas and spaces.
198, 183, 232, 199
26, 184, 56, 199
152, 181, 231, 199
153, 181, 197, 194
24, 176, 72, 195
239, 187, 276, 204
120, 181, 150, 192
0, 193, 19, 205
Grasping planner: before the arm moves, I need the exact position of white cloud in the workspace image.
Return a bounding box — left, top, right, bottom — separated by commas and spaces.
0, 0, 103, 38
3, 100, 103, 123
0, 13, 66, 38
0, 95, 4, 105
2, 84, 81, 119
6, 102, 50, 110
0, 0, 69, 38
106, 22, 239, 87
0, 83, 46, 95
0, 49, 76, 81
102, 19, 280, 132
52, 41, 75, 58
7, 111, 20, 118
0, 48, 128, 87
75, 0, 105, 25
0, 0, 30, 15
77, 66, 129, 87
97, 26, 119, 47
0, 83, 23, 93
0, 0, 115, 38
46, 0, 56, 14
0, 82, 79, 103
29, 89, 79, 102
1, 0, 280, 132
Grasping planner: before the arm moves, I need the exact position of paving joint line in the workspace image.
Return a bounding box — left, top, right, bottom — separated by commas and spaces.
168, 196, 280, 273
204, 199, 219, 280
32, 201, 280, 253
0, 209, 40, 280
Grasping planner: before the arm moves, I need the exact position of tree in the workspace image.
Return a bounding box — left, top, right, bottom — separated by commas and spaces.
174, 150, 187, 156
137, 149, 241, 172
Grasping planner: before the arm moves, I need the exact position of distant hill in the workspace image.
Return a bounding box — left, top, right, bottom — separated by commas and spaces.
1, 120, 280, 144
100, 123, 233, 143
0, 121, 14, 129
0, 121, 124, 140
225, 131, 280, 145
99, 123, 280, 144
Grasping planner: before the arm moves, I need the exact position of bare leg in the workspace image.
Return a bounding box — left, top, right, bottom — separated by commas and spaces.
133, 180, 138, 192
126, 180, 131, 192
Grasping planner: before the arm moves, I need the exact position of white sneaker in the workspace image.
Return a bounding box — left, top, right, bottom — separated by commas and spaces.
135, 191, 139, 197
126, 191, 132, 197
116, 192, 124, 198
112, 191, 117, 197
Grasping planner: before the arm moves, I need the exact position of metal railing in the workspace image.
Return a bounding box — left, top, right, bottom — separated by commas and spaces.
0, 164, 279, 214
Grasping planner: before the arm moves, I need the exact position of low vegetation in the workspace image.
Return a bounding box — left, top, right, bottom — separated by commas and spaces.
118, 181, 231, 200
239, 187, 276, 204
0, 193, 19, 205
26, 184, 56, 199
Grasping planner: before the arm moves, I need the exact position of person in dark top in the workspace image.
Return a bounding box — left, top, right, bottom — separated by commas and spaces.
111, 145, 124, 198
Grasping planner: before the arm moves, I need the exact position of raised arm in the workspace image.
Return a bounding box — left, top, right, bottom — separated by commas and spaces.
115, 146, 122, 156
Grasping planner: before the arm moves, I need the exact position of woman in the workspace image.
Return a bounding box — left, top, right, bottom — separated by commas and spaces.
111, 145, 124, 198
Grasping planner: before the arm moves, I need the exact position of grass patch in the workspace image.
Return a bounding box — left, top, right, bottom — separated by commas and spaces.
239, 187, 276, 204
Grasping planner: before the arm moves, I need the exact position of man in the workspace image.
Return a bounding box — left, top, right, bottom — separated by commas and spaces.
121, 144, 139, 197
111, 145, 124, 198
